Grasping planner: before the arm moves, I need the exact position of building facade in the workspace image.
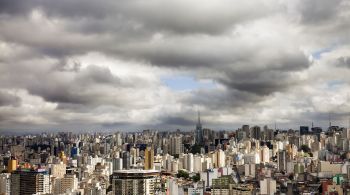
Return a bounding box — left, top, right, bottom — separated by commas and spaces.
112, 169, 160, 195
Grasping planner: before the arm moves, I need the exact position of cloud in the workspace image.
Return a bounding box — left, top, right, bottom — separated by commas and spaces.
298, 0, 343, 25
0, 91, 21, 107
0, 0, 350, 131
337, 56, 350, 68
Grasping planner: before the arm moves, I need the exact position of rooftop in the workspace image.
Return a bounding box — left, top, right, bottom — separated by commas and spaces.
113, 169, 160, 174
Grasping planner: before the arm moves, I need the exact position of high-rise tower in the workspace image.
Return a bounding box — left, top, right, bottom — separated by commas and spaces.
195, 111, 204, 145
144, 147, 154, 170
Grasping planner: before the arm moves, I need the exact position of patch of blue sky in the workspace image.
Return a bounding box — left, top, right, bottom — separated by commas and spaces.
311, 44, 339, 59
161, 75, 216, 91
312, 47, 333, 59
327, 80, 345, 90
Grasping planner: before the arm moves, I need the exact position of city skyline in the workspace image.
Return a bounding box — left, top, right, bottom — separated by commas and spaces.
1, 0, 350, 132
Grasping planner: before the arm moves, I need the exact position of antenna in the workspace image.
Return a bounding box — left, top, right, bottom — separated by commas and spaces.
346, 93, 350, 129
198, 110, 201, 124
329, 112, 331, 127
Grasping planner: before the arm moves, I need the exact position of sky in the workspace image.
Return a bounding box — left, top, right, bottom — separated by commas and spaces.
0, 0, 350, 132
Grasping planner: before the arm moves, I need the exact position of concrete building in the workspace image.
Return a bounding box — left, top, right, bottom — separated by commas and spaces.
11, 169, 50, 195
244, 152, 260, 164
193, 155, 202, 172
260, 178, 276, 195
51, 162, 66, 178
53, 174, 78, 194
112, 169, 160, 195
260, 145, 270, 164
0, 173, 11, 195
244, 163, 256, 177
319, 161, 342, 175
215, 149, 226, 168
243, 125, 250, 138
212, 176, 232, 195
278, 150, 287, 172
167, 178, 178, 195
169, 135, 183, 156
251, 126, 261, 140
7, 157, 17, 173
186, 153, 194, 173
171, 160, 179, 173
195, 112, 204, 145
144, 147, 154, 170
122, 151, 130, 170
130, 147, 138, 166
229, 184, 253, 195
112, 158, 123, 171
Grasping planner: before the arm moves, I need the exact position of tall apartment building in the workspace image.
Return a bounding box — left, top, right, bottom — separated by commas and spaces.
212, 149, 225, 168
10, 169, 50, 195
260, 178, 276, 195
251, 126, 261, 140
122, 151, 130, 170
112, 169, 160, 195
195, 112, 204, 145
242, 125, 250, 138
144, 147, 154, 170
53, 174, 78, 194
260, 145, 270, 164
212, 176, 232, 195
0, 173, 11, 195
7, 157, 17, 173
169, 135, 183, 156
278, 150, 287, 172
51, 162, 66, 178
112, 158, 123, 171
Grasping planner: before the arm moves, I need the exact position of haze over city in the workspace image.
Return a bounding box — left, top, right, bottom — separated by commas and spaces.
0, 0, 350, 132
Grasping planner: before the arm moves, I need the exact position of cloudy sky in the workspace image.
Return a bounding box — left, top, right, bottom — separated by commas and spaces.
0, 0, 350, 132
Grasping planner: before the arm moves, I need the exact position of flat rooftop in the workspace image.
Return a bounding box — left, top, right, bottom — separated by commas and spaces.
113, 169, 160, 174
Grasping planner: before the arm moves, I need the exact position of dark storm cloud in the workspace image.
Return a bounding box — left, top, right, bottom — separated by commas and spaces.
26, 65, 121, 105
219, 71, 297, 96
300, 111, 350, 125
298, 0, 343, 25
160, 116, 195, 126
186, 88, 264, 111
0, 91, 21, 107
0, 0, 278, 35
0, 0, 34, 15
118, 34, 311, 95
0, 0, 310, 98
101, 121, 140, 129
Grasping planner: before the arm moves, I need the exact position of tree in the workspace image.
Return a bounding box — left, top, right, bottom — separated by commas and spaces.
177, 170, 189, 179
300, 145, 311, 153
192, 173, 200, 182
190, 144, 202, 154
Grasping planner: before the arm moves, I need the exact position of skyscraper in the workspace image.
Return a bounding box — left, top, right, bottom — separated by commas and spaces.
112, 158, 123, 171
122, 151, 130, 170
195, 111, 204, 145
251, 126, 261, 140
7, 157, 17, 173
242, 125, 250, 138
169, 135, 183, 156
278, 150, 287, 172
144, 147, 154, 170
